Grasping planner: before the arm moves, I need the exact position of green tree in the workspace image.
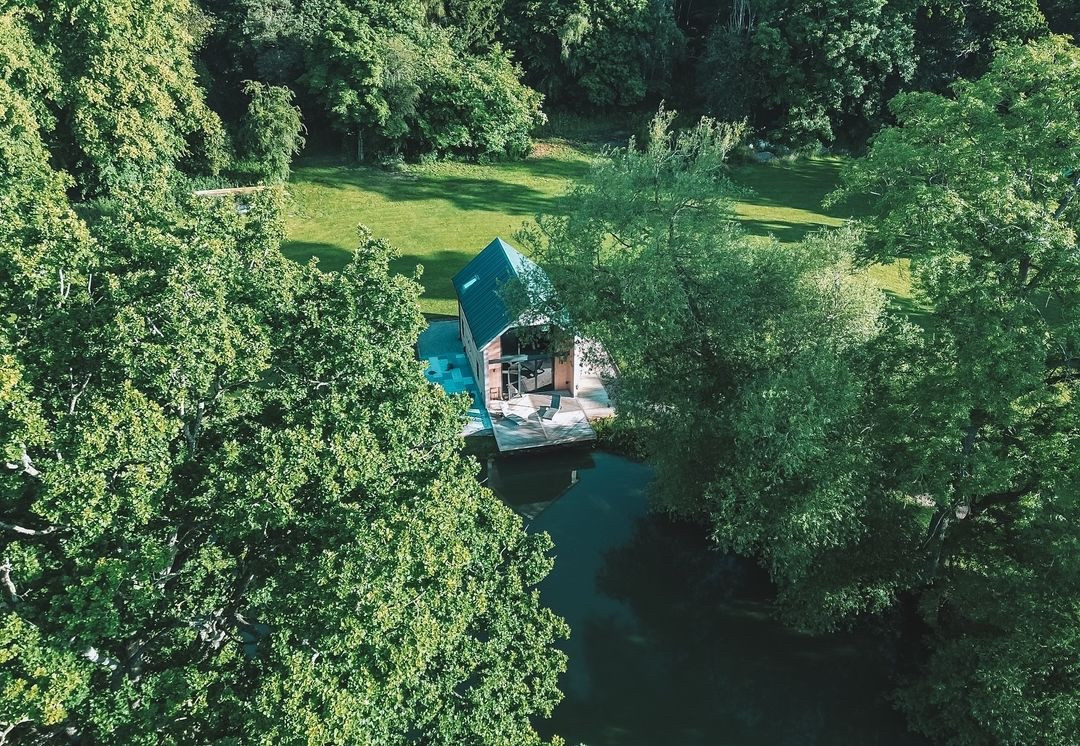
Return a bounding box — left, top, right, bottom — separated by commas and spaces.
26, 0, 227, 194
833, 36, 1080, 743
504, 0, 684, 107
1, 41, 566, 742
697, 0, 1053, 146
302, 7, 542, 159
299, 3, 389, 160
426, 0, 508, 49
237, 81, 306, 182
518, 111, 919, 631
697, 2, 762, 124
743, 0, 919, 145
229, 0, 310, 83
913, 0, 1048, 89
416, 33, 545, 158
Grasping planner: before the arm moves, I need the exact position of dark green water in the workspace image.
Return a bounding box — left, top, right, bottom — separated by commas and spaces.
485, 450, 926, 746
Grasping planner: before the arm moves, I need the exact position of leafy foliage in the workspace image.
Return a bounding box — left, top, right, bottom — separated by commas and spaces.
427, 0, 508, 49
0, 26, 566, 741
413, 36, 546, 158
834, 36, 1080, 744
913, 0, 1048, 88
518, 111, 921, 631
894, 492, 1080, 745
196, 0, 1071, 155
695, 0, 1061, 146
702, 0, 920, 145
236, 81, 306, 182
504, 0, 684, 107
23, 0, 227, 194
301, 4, 543, 159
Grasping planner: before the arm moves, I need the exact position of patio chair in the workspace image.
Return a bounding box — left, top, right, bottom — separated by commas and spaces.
501, 401, 528, 426
541, 394, 562, 421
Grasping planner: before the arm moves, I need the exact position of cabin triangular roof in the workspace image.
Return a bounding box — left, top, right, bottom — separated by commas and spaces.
452, 238, 542, 349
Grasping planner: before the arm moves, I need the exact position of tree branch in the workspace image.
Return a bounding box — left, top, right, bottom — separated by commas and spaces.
4, 445, 42, 479
69, 373, 91, 415
1052, 170, 1080, 221
0, 559, 19, 605
0, 519, 63, 538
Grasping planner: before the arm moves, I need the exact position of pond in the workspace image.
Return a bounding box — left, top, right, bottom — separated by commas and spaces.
483, 449, 926, 746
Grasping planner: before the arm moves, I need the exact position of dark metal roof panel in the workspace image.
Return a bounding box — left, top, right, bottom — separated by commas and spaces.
452, 238, 538, 349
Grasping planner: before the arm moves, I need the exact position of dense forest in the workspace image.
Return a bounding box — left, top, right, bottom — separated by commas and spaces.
2, 0, 1079, 744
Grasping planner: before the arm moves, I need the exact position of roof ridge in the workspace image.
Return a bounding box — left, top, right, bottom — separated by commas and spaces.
452, 238, 540, 350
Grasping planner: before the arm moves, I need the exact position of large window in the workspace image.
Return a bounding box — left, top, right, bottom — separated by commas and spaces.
501, 326, 552, 356
498, 326, 556, 397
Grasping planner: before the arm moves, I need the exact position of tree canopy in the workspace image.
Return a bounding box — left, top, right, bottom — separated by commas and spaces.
834, 35, 1080, 744
20, 0, 227, 194
4, 0, 1080, 742
522, 37, 1080, 737
1, 10, 566, 742
190, 0, 1075, 156
517, 111, 921, 632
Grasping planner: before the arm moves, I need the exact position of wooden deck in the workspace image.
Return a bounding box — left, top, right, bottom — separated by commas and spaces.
490, 392, 597, 453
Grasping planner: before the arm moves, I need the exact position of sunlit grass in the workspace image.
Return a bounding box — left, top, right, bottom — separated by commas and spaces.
284, 142, 594, 316
285, 144, 913, 316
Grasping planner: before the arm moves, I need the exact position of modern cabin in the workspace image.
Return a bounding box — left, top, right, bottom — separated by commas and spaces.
453, 238, 579, 408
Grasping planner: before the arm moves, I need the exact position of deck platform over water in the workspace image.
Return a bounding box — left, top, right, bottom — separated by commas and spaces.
490, 392, 598, 453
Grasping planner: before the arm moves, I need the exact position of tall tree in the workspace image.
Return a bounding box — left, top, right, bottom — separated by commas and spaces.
504, 0, 684, 108
518, 111, 919, 631
301, 4, 542, 159
427, 0, 508, 49
236, 80, 306, 182
0, 24, 566, 740
833, 36, 1080, 743
25, 0, 227, 194
702, 0, 920, 145
698, 0, 1055, 146
913, 0, 1048, 89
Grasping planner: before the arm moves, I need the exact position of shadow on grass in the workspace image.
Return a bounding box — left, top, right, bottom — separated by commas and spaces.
390, 248, 477, 303
281, 240, 353, 272
738, 217, 834, 244
733, 160, 869, 219
281, 241, 475, 305
293, 157, 586, 217
884, 290, 931, 326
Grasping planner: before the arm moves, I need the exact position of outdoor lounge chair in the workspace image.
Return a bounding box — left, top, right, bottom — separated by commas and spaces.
541, 394, 561, 421
501, 401, 528, 426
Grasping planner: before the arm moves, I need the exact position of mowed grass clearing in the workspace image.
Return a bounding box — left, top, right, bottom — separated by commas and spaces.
284, 142, 911, 316
732, 158, 912, 303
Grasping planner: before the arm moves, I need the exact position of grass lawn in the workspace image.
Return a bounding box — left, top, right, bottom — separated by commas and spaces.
284, 142, 912, 316
732, 158, 914, 306
284, 141, 593, 316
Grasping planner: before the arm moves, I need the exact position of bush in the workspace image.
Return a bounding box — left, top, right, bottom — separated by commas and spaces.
417, 35, 546, 158
237, 81, 305, 182
591, 416, 648, 461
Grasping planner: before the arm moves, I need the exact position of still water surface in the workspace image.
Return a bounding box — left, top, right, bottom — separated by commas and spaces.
484, 450, 926, 746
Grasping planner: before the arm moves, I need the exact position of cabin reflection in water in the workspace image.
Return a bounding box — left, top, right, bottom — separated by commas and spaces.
484, 451, 597, 520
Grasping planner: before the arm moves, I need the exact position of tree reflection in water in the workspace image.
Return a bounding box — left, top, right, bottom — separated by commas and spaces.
489, 452, 924, 746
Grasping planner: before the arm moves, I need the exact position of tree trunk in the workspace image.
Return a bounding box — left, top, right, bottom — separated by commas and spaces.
923, 417, 979, 577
